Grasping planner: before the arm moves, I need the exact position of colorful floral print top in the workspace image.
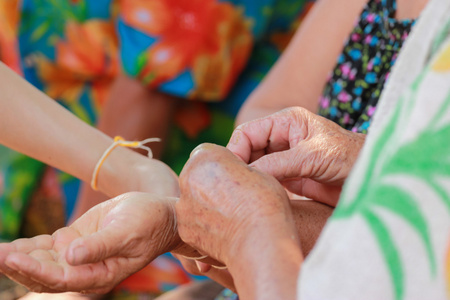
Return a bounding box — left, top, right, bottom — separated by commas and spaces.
118, 0, 313, 102
318, 0, 415, 133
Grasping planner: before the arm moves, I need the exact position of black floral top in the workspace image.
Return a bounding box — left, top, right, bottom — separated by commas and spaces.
318, 0, 416, 133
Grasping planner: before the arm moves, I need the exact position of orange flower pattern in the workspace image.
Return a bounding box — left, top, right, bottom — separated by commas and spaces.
34, 20, 118, 106
119, 0, 253, 100
0, 1, 314, 299
0, 0, 22, 74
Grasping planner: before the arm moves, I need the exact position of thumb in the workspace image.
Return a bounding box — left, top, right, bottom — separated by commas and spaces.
66, 226, 127, 266
250, 147, 311, 181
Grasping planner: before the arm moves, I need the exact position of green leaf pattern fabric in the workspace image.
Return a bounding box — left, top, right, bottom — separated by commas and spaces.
298, 1, 450, 299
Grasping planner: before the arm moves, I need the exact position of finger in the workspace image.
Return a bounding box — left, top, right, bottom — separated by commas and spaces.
171, 243, 207, 259
6, 252, 67, 288
3, 253, 64, 293
283, 178, 342, 207
227, 110, 305, 163
66, 223, 133, 266
174, 256, 234, 291
249, 149, 266, 163
6, 252, 116, 292
195, 261, 212, 273
250, 148, 306, 181
227, 118, 279, 163
1, 235, 53, 255
200, 268, 235, 292
0, 255, 56, 293
2, 271, 58, 294
0, 243, 15, 270
174, 255, 203, 276
184, 143, 248, 177
172, 246, 224, 270
0, 238, 57, 293
173, 252, 224, 272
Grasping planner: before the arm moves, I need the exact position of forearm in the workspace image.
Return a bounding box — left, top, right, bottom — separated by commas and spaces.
291, 200, 333, 256
96, 75, 177, 158
219, 201, 330, 299
0, 62, 143, 196
227, 221, 303, 300
236, 0, 366, 126
73, 75, 177, 220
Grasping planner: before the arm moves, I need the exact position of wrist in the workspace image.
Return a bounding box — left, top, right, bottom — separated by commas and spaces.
95, 143, 180, 198
226, 216, 303, 300
95, 146, 139, 197
156, 197, 183, 255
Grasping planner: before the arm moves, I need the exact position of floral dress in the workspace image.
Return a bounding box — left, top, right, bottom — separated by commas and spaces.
0, 0, 313, 298
318, 0, 415, 133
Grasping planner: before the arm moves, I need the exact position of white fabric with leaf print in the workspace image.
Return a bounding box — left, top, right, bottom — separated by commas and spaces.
298, 0, 450, 299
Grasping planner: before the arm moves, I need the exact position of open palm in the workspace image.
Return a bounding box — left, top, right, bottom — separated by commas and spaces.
0, 192, 179, 294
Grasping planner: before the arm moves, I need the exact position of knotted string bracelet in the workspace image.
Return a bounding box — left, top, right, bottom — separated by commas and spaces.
91, 136, 160, 191
91, 136, 227, 270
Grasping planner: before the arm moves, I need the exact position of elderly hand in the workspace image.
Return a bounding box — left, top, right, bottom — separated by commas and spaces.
177, 144, 302, 299
227, 107, 365, 206
177, 143, 299, 266
0, 192, 179, 294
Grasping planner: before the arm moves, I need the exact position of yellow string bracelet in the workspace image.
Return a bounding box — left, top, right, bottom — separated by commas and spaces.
91, 136, 161, 191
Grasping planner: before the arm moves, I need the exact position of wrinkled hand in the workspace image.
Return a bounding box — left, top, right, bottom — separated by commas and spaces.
177, 144, 295, 267
0, 192, 179, 294
227, 107, 365, 206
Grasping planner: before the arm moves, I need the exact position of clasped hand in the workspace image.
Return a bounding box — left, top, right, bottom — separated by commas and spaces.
0, 107, 364, 294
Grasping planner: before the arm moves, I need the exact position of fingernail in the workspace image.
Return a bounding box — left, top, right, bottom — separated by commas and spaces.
195, 260, 202, 272
5, 255, 20, 270
230, 131, 241, 145
195, 260, 210, 273
70, 246, 88, 265
189, 146, 202, 158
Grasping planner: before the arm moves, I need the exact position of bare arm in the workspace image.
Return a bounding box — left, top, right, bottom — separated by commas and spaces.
176, 199, 332, 294
236, 0, 366, 125
0, 62, 178, 198
225, 200, 332, 300
73, 74, 177, 221
176, 144, 312, 300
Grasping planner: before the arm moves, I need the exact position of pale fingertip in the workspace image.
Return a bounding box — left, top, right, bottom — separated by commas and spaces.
4, 254, 21, 270
67, 245, 88, 266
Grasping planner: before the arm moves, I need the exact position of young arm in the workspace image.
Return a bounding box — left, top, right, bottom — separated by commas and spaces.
0, 62, 178, 198
72, 74, 178, 222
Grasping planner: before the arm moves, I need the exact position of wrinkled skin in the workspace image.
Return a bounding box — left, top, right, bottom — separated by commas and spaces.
177, 144, 302, 299
227, 107, 366, 206
0, 193, 180, 294
177, 143, 297, 267
0, 107, 363, 296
